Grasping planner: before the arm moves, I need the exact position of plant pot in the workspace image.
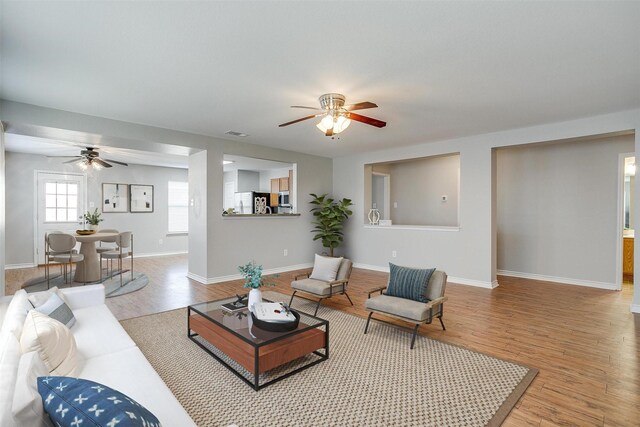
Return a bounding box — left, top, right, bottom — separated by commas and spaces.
89, 224, 99, 231
248, 288, 262, 311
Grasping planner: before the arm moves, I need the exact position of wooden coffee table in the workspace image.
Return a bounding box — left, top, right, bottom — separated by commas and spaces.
188, 297, 329, 390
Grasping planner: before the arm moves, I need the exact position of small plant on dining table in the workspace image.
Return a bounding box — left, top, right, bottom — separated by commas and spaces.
83, 208, 104, 228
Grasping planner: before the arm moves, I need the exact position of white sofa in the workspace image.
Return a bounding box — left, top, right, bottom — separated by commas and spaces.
0, 284, 196, 426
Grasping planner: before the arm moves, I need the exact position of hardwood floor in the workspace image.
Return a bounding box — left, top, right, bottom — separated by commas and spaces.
5, 255, 639, 426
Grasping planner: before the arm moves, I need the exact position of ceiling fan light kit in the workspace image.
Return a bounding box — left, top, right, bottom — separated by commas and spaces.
55, 147, 129, 170
279, 92, 386, 138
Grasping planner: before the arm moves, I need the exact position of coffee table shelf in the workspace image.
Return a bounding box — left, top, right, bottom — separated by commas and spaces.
188, 297, 329, 391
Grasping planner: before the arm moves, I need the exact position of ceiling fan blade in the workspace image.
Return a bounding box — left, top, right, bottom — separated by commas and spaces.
103, 158, 129, 166
347, 112, 387, 128
344, 101, 378, 111
279, 114, 324, 127
290, 105, 322, 110
62, 157, 82, 164
93, 158, 112, 168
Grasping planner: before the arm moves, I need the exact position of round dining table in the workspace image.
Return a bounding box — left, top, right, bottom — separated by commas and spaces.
74, 232, 118, 282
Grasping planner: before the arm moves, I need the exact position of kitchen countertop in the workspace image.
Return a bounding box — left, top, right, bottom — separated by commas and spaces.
222, 213, 301, 218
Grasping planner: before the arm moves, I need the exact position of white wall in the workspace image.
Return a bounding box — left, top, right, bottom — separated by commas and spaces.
334, 109, 639, 290
4, 152, 188, 266
496, 134, 634, 287
388, 154, 459, 226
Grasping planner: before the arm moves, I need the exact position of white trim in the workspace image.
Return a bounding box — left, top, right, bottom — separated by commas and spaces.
353, 263, 389, 272
353, 263, 498, 289
134, 251, 188, 259
631, 304, 640, 313
448, 277, 499, 289
497, 269, 617, 290
5, 263, 37, 270
188, 262, 314, 285
186, 272, 208, 284
363, 225, 460, 231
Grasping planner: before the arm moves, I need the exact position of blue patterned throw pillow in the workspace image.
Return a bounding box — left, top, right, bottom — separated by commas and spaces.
386, 263, 435, 302
37, 376, 162, 427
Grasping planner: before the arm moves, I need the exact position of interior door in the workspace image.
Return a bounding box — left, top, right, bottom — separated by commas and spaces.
35, 171, 86, 265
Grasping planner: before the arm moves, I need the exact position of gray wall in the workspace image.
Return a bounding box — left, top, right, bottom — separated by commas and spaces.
496, 134, 634, 284
237, 170, 259, 192
5, 151, 188, 265
333, 108, 639, 290
1, 101, 333, 284
388, 154, 459, 226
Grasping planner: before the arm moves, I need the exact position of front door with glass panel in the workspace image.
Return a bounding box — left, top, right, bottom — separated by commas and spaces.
35, 171, 86, 265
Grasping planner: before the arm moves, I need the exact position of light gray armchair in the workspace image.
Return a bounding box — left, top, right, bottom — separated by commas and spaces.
289, 258, 354, 316
364, 270, 448, 349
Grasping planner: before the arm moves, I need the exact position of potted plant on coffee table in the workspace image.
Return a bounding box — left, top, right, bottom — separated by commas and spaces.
238, 261, 277, 310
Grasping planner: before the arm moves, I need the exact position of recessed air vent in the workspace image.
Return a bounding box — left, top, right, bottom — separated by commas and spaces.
225, 131, 249, 137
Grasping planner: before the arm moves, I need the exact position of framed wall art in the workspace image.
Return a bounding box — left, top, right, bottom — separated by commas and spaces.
102, 183, 129, 213
130, 184, 154, 213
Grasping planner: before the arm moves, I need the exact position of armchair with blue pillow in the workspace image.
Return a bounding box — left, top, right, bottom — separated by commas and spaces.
364, 263, 448, 349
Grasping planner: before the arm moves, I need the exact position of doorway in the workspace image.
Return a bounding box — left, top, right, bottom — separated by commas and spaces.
619, 154, 635, 288
371, 172, 390, 221
34, 171, 87, 265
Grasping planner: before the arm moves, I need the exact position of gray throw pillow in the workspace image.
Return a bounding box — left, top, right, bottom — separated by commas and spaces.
309, 254, 343, 282
34, 293, 76, 328
386, 263, 435, 303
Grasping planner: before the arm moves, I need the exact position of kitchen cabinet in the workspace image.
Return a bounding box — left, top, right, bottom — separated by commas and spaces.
271, 176, 290, 193
623, 237, 634, 282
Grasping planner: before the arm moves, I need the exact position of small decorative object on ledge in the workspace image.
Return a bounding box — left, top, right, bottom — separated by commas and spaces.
254, 197, 268, 214
238, 261, 278, 310
368, 208, 380, 225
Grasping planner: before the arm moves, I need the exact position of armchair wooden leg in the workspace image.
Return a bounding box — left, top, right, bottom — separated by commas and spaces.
313, 298, 323, 317
344, 292, 354, 306
410, 324, 420, 349
364, 312, 373, 334
288, 291, 297, 307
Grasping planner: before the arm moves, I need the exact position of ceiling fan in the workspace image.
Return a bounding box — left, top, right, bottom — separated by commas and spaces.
279, 93, 386, 137
54, 147, 128, 169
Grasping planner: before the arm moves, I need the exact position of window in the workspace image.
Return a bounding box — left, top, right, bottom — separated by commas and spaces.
44, 181, 79, 222
168, 181, 188, 233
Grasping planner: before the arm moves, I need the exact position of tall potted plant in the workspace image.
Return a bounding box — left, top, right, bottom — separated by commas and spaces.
309, 193, 353, 257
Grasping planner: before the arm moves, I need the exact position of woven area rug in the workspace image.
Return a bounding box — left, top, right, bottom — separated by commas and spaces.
120, 292, 537, 427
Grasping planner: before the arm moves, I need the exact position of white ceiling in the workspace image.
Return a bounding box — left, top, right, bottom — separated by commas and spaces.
1, 1, 639, 158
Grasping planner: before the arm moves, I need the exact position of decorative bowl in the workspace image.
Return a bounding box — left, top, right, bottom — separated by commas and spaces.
250, 309, 300, 332
76, 229, 97, 235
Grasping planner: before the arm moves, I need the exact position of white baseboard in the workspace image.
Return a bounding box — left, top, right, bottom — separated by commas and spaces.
188, 263, 314, 285
631, 304, 640, 313
134, 251, 188, 259
5, 263, 37, 270
497, 269, 617, 290
353, 263, 499, 289
449, 277, 499, 289
353, 263, 389, 273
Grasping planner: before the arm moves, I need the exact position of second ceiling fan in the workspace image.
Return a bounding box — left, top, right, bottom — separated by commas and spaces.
56, 147, 129, 169
279, 93, 386, 137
